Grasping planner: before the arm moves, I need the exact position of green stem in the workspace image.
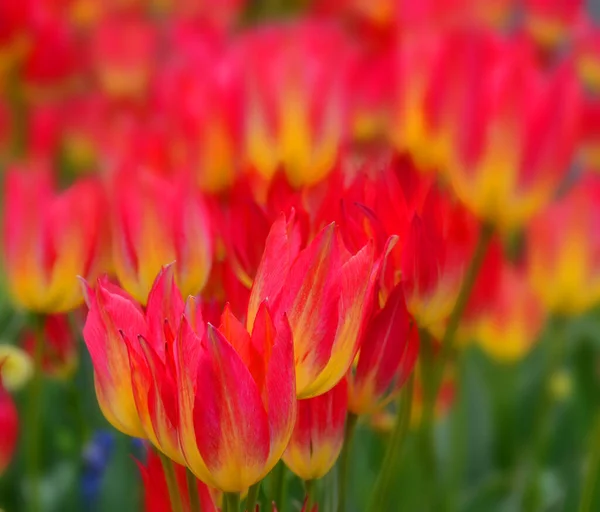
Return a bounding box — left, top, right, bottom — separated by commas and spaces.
270, 461, 286, 511
158, 451, 184, 512
337, 413, 358, 512
27, 316, 44, 512
304, 479, 316, 510
224, 492, 241, 512
580, 413, 600, 512
186, 468, 201, 512
523, 317, 566, 511
368, 373, 415, 512
245, 481, 261, 512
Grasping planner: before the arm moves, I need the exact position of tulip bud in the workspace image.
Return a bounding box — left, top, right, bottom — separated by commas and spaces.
283, 378, 348, 481
348, 285, 419, 415
3, 166, 110, 313
176, 301, 297, 492
248, 215, 380, 398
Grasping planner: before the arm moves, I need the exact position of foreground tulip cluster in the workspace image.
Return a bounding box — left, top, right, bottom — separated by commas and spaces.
1, 0, 600, 511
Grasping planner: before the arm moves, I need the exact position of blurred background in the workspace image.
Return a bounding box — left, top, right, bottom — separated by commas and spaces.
1, 0, 600, 511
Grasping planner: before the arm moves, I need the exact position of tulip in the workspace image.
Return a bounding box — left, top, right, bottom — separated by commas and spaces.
82, 266, 184, 461
22, 314, 77, 379
248, 215, 380, 398
283, 378, 348, 481
0, 379, 18, 477
442, 33, 580, 231
528, 175, 600, 315
241, 22, 353, 187
575, 17, 600, 91
176, 299, 297, 492
524, 0, 582, 48
348, 284, 419, 415
139, 449, 218, 512
110, 170, 212, 304
3, 166, 110, 313
474, 264, 545, 362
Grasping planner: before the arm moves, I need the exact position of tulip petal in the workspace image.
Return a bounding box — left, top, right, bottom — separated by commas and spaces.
193, 325, 270, 492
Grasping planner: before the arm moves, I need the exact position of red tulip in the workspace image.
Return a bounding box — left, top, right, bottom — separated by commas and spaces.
3, 165, 110, 313
348, 284, 419, 415
0, 377, 18, 476
248, 215, 380, 398
110, 170, 212, 304
283, 378, 348, 480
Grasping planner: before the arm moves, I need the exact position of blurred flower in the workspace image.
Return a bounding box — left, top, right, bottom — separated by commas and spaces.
575, 17, 600, 91
283, 378, 347, 480
91, 16, 157, 99
401, 188, 476, 334
110, 170, 212, 304
524, 0, 583, 48
410, 365, 455, 428
81, 430, 115, 508
139, 449, 218, 512
528, 174, 600, 315
348, 284, 419, 415
0, 377, 18, 477
248, 215, 380, 398
22, 314, 77, 379
473, 264, 545, 362
241, 22, 353, 187
0, 344, 33, 391
580, 97, 600, 171
442, 33, 580, 231
3, 166, 110, 313
176, 299, 296, 492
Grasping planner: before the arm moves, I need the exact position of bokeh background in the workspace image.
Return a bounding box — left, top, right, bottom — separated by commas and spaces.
1, 1, 600, 511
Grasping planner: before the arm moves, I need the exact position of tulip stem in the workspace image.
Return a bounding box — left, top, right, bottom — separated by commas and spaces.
579, 412, 600, 512
158, 451, 184, 512
27, 315, 45, 512
368, 373, 415, 512
186, 468, 201, 512
337, 413, 358, 512
246, 481, 261, 512
270, 461, 287, 511
224, 492, 241, 512
304, 479, 316, 510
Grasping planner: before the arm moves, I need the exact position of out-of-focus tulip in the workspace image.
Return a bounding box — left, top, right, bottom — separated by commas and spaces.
3, 166, 110, 313
242, 22, 353, 187
176, 299, 296, 492
110, 170, 212, 304
410, 366, 455, 428
139, 449, 218, 512
22, 314, 77, 379
443, 34, 580, 231
524, 0, 582, 48
0, 378, 18, 476
401, 188, 475, 334
155, 40, 244, 193
474, 264, 545, 362
575, 18, 600, 91
283, 378, 347, 481
580, 97, 600, 171
0, 344, 34, 391
348, 284, 419, 415
82, 266, 186, 461
91, 16, 156, 99
248, 215, 380, 399
528, 175, 600, 315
